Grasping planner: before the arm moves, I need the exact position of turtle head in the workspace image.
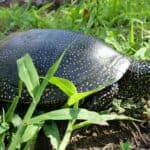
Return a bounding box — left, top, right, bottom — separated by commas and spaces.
130, 60, 150, 78
118, 60, 150, 99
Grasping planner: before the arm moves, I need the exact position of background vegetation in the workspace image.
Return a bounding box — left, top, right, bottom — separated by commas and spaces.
0, 0, 150, 59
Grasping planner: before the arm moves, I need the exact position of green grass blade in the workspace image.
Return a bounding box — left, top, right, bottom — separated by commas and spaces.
29, 108, 108, 125
29, 108, 138, 125
5, 96, 20, 123
50, 77, 77, 96
6, 80, 23, 123
0, 122, 9, 135
0, 122, 9, 150
130, 20, 135, 46
17, 54, 40, 98
34, 50, 67, 104
37, 2, 54, 13
46, 50, 66, 79
44, 121, 61, 150
58, 120, 74, 150
0, 134, 5, 150
73, 121, 91, 130
67, 84, 106, 106
11, 114, 22, 127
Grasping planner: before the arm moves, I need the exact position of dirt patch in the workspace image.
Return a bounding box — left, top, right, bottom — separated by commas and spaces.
34, 121, 150, 150
67, 121, 150, 150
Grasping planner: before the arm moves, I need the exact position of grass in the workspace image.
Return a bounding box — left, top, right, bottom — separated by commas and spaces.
0, 0, 150, 60
0, 0, 150, 149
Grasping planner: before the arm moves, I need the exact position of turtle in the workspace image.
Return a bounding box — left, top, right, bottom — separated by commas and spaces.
0, 29, 149, 110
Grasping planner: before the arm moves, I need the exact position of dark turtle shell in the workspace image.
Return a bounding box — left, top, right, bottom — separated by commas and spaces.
0, 29, 131, 105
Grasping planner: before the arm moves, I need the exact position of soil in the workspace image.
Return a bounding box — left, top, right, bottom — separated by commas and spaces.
34, 121, 150, 150
68, 122, 150, 150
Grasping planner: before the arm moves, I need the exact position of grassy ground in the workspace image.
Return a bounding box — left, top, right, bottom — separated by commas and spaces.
0, 0, 150, 59
0, 0, 150, 149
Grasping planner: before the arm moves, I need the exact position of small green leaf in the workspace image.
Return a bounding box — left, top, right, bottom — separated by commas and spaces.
22, 123, 43, 143
11, 114, 22, 127
0, 122, 9, 134
44, 121, 61, 150
112, 99, 125, 113
134, 46, 150, 60
104, 32, 123, 53
67, 85, 105, 106
120, 141, 131, 150
17, 54, 40, 98
145, 49, 150, 58
50, 77, 77, 96
87, 14, 94, 28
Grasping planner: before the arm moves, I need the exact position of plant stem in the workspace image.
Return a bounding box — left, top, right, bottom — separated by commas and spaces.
0, 134, 5, 150
8, 100, 41, 150
8, 82, 47, 149
8, 125, 26, 150
23, 130, 39, 150
73, 121, 91, 130
58, 120, 75, 150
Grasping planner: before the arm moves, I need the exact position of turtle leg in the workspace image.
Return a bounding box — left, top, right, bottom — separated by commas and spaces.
84, 83, 119, 111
